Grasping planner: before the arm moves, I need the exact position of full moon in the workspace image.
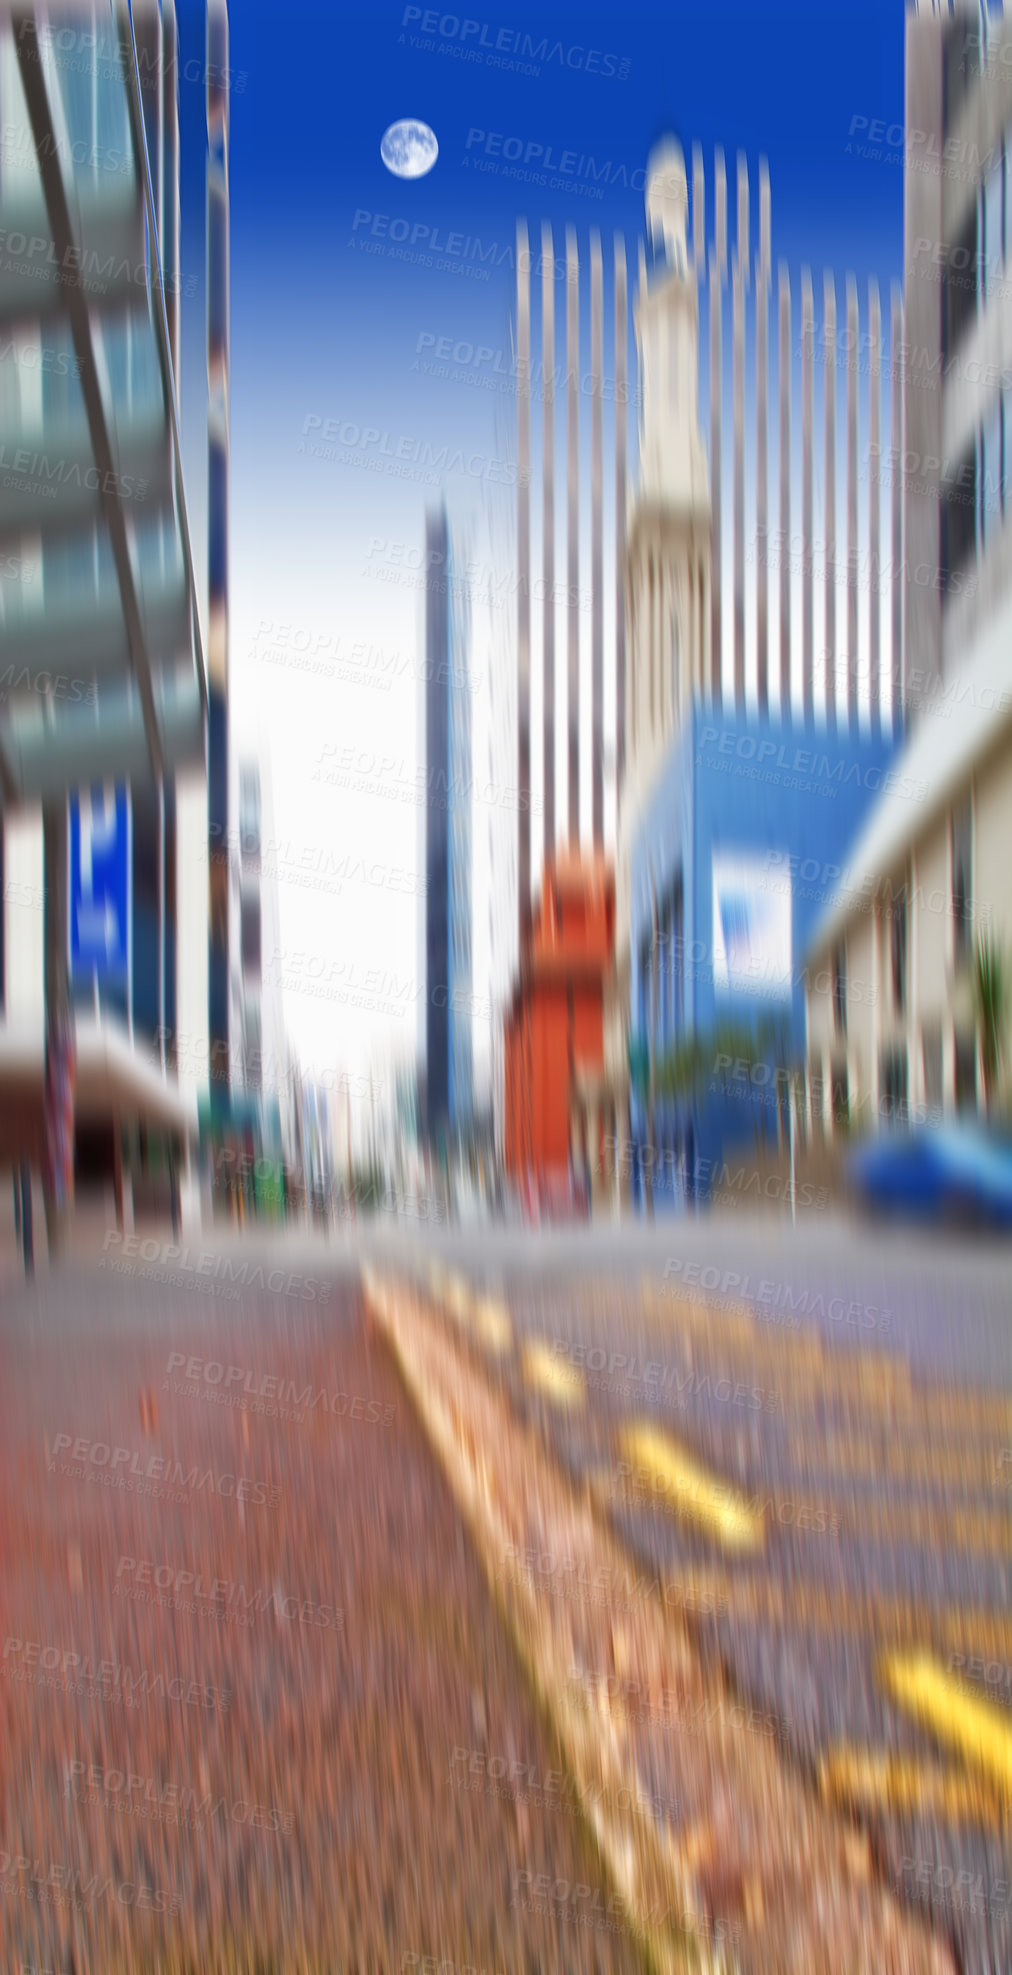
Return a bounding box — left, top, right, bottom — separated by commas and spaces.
380, 119, 438, 179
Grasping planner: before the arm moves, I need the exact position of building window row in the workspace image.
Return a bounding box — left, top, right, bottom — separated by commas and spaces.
940, 393, 1012, 592
943, 124, 1012, 362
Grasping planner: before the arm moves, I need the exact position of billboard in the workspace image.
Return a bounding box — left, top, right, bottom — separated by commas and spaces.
69, 785, 131, 985
712, 851, 792, 998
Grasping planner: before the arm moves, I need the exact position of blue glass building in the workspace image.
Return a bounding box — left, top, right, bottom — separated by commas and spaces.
627, 706, 899, 1208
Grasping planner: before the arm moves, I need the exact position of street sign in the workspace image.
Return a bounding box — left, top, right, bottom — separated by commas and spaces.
69, 785, 131, 982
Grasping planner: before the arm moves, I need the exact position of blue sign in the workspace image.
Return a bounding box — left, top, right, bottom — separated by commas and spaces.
69, 785, 131, 981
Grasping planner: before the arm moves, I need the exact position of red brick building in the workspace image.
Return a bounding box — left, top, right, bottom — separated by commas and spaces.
504, 853, 614, 1190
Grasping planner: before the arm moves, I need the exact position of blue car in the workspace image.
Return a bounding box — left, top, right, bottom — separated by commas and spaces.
848, 1123, 1012, 1229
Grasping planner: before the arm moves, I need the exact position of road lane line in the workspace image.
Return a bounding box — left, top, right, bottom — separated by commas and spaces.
619, 1424, 764, 1553
521, 1340, 585, 1408
881, 1652, 1012, 1795
819, 1745, 1009, 1826
574, 1501, 1012, 1661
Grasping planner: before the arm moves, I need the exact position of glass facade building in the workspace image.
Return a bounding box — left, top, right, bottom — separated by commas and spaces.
0, 2, 228, 1229
423, 503, 473, 1142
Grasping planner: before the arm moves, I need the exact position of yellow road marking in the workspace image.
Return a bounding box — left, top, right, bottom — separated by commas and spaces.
640, 1282, 1012, 1435
522, 1340, 585, 1408
705, 1567, 1012, 1664
819, 1745, 1009, 1826
579, 1488, 1012, 1661
881, 1652, 1012, 1795
619, 1424, 764, 1553
470, 1295, 512, 1355
425, 1267, 513, 1356
612, 1445, 1012, 1557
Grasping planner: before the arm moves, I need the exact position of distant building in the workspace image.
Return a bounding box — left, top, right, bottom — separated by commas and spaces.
504, 852, 613, 1189
623, 707, 895, 1209
232, 757, 283, 1097
423, 503, 473, 1145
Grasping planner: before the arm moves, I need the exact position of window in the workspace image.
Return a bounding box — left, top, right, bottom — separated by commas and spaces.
42, 523, 115, 610
239, 767, 261, 856
832, 942, 847, 1041
941, 439, 977, 592
982, 403, 1002, 548
951, 797, 973, 968
241, 888, 260, 971
922, 1027, 944, 1121
40, 323, 85, 428
889, 878, 908, 1017
879, 1046, 908, 1125
131, 507, 183, 593
943, 200, 979, 359
100, 313, 163, 422
1003, 389, 1012, 518
44, 23, 132, 191
983, 145, 1005, 301
943, 18, 980, 135
1005, 135, 1012, 267
955, 1030, 978, 1113
831, 1060, 849, 1131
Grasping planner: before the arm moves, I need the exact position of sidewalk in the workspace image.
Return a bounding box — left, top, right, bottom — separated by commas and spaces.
363, 1266, 957, 1975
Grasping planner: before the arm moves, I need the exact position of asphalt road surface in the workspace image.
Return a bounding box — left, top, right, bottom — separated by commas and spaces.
396, 1209, 1012, 1975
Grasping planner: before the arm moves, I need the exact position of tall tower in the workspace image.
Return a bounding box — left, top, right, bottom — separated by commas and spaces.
623, 139, 711, 825
607, 139, 711, 1102
206, 0, 231, 1093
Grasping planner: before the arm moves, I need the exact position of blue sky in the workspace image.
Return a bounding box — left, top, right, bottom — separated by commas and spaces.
217, 0, 907, 1092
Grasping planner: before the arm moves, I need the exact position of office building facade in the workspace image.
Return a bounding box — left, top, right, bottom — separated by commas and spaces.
806, 1, 1012, 1135
0, 0, 227, 1236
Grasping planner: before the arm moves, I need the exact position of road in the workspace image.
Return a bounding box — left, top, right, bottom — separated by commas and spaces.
391, 1206, 1012, 1975
4, 1205, 1010, 1971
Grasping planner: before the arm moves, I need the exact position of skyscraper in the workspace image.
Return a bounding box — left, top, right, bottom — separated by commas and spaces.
806, 1, 1012, 1138
423, 503, 473, 1145
0, 0, 227, 1240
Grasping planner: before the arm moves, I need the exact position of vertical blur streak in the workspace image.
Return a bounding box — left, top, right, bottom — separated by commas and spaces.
846, 274, 859, 733
891, 282, 905, 734
778, 263, 791, 716
591, 230, 603, 846
566, 226, 579, 843
542, 223, 555, 867
516, 220, 531, 942
206, 0, 231, 1087
755, 175, 769, 720
869, 278, 882, 736
733, 155, 747, 710
710, 147, 726, 705
802, 266, 814, 724
733, 260, 745, 709
824, 271, 837, 732
614, 235, 628, 797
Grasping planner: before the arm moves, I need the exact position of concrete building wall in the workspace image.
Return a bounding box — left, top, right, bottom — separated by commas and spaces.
2, 811, 44, 1026
903, 10, 945, 715
846, 911, 877, 1122
175, 770, 209, 1100
976, 740, 1012, 949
